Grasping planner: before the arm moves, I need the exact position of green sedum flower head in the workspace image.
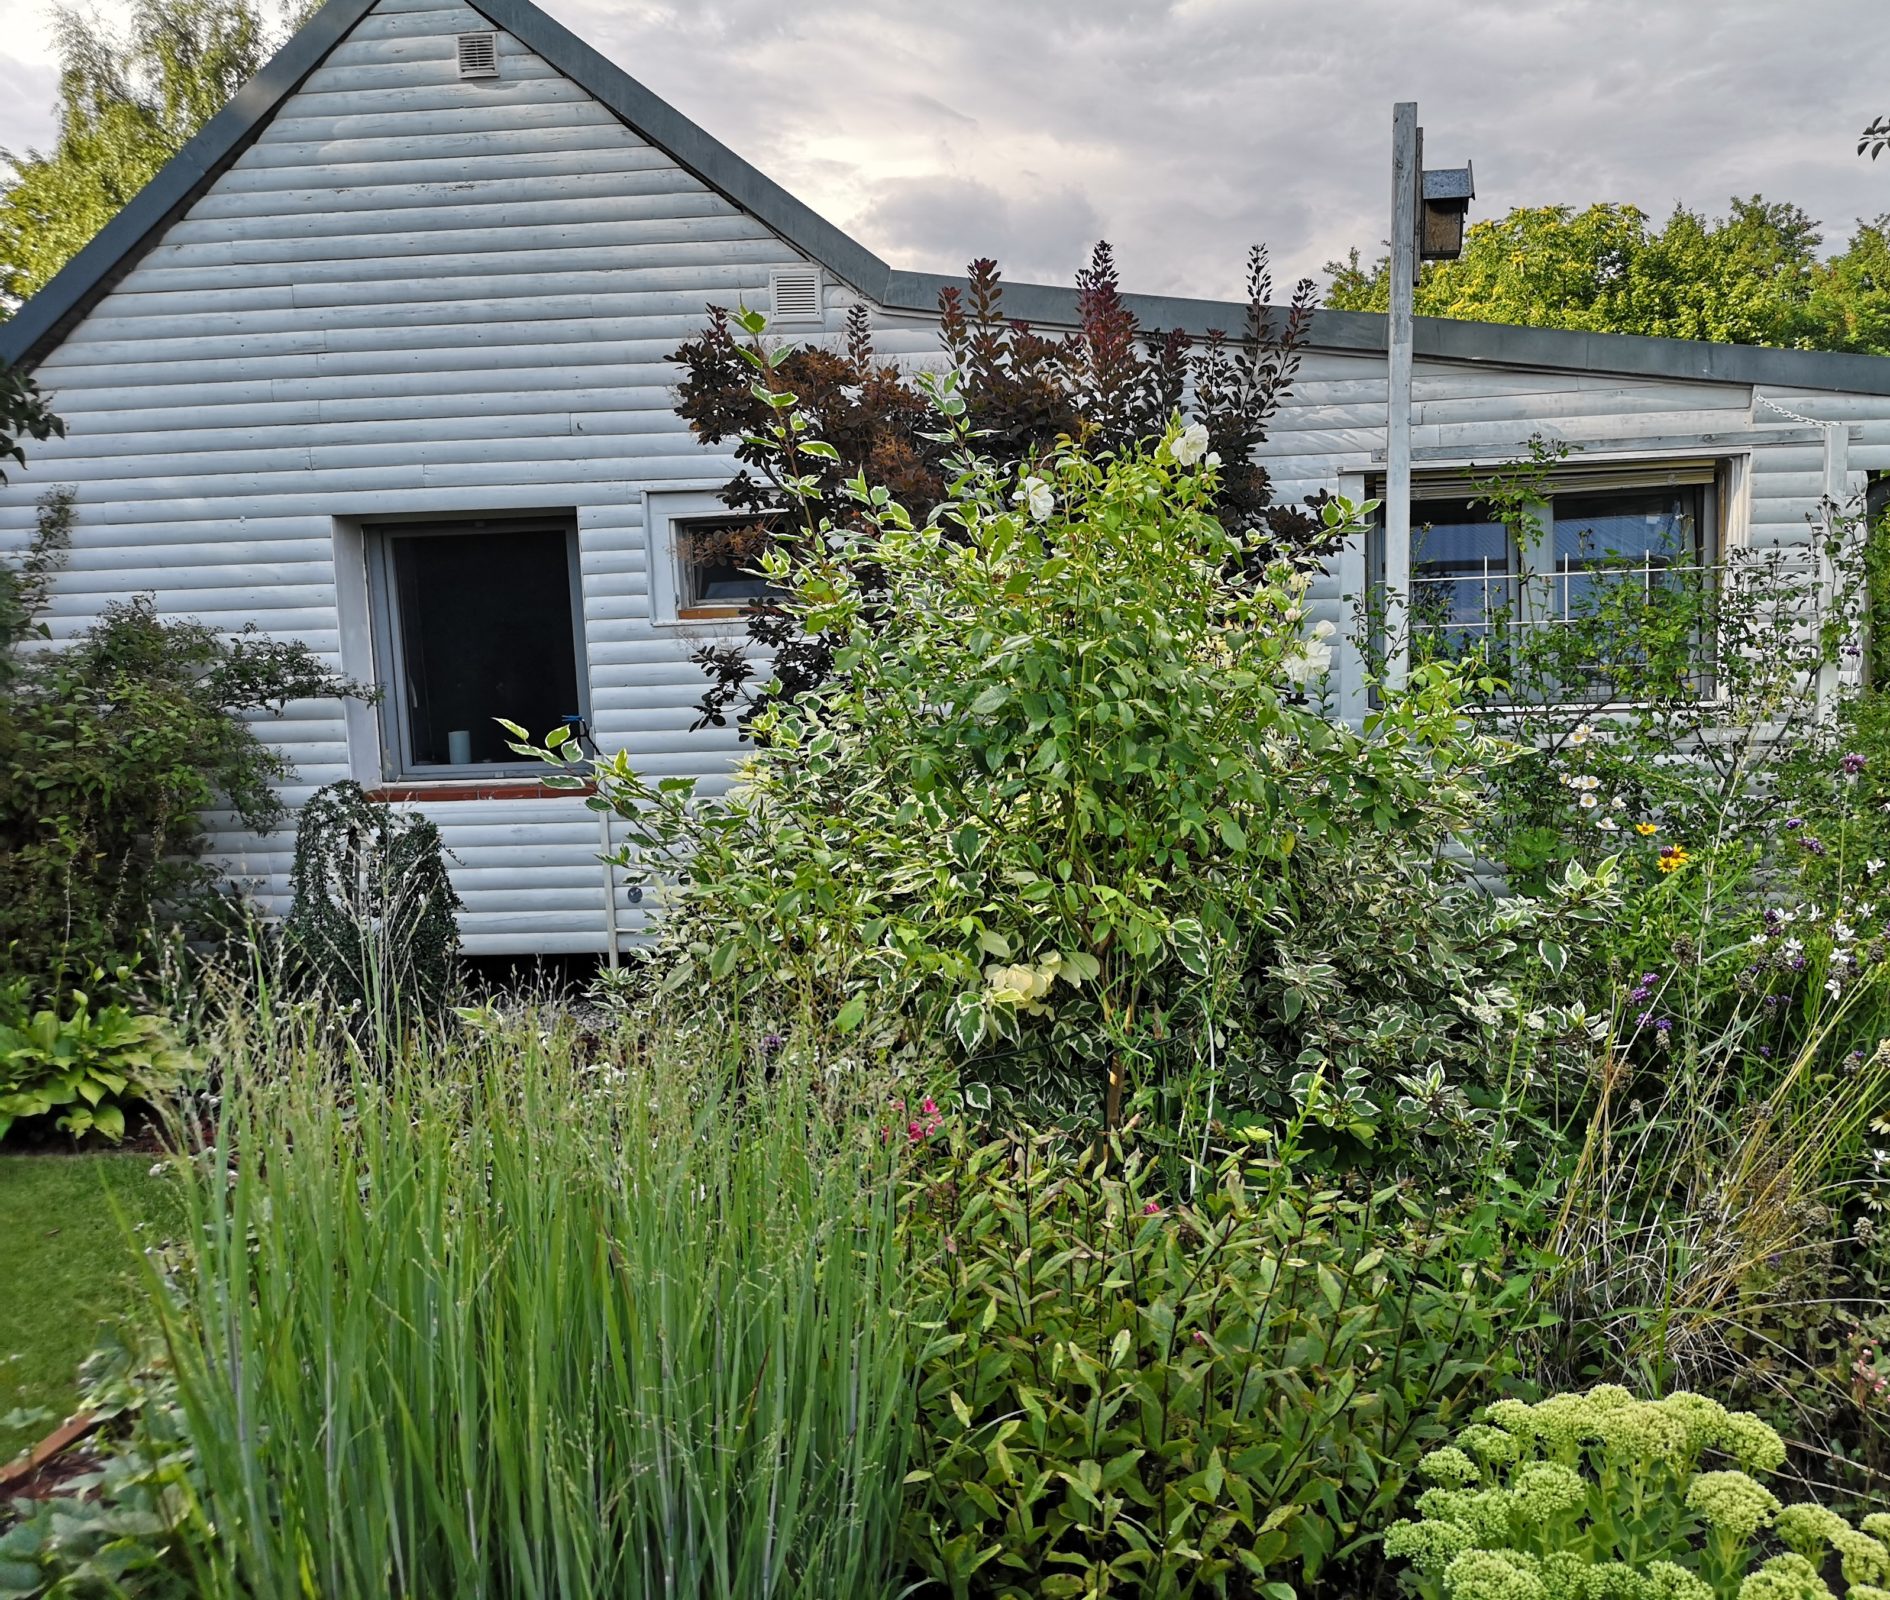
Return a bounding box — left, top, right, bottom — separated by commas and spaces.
1511, 1462, 1587, 1526
1646, 1560, 1714, 1600
1834, 1526, 1890, 1587
1385, 1515, 1476, 1574
1460, 1423, 1526, 1466
1775, 1502, 1851, 1561
1444, 1547, 1549, 1600
1581, 1561, 1650, 1599
1734, 1552, 1836, 1600
1421, 1446, 1483, 1487
1716, 1411, 1788, 1475
1687, 1470, 1782, 1541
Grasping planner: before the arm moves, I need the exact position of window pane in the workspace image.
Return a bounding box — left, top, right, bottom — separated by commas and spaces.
1552, 488, 1703, 616
677, 517, 782, 611
1410, 498, 1512, 655
390, 527, 580, 766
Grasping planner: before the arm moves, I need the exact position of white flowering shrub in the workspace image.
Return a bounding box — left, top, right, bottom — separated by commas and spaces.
1385, 1384, 1888, 1600
515, 387, 1524, 1127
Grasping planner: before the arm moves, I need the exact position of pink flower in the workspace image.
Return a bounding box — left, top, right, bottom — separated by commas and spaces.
1191, 1330, 1208, 1346
1143, 1200, 1160, 1215
921, 1097, 939, 1117
907, 1121, 924, 1143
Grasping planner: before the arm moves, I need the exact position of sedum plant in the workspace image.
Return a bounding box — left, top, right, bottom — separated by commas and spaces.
1385, 1384, 1887, 1600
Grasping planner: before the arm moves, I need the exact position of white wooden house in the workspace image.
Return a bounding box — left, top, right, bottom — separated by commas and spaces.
4, 0, 1890, 955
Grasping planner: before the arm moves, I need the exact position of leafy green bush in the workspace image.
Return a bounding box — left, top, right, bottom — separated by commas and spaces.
0, 975, 192, 1141
1384, 1384, 1890, 1600
151, 1004, 914, 1600
522, 366, 1517, 1134
0, 1332, 197, 1599
898, 1130, 1538, 1596
0, 490, 363, 987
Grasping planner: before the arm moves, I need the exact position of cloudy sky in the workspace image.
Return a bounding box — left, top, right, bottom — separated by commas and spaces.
0, 0, 1885, 302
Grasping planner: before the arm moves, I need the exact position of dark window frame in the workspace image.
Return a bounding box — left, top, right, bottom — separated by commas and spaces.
364, 514, 589, 781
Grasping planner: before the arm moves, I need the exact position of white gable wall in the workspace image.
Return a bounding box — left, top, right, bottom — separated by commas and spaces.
1, 0, 1884, 955
0, 0, 943, 954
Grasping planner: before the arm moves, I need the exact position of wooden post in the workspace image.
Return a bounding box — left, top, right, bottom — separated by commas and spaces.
1385, 103, 1420, 690
1817, 421, 1849, 716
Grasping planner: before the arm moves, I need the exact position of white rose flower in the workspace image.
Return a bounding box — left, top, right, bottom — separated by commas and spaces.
1578, 792, 1599, 810
1013, 476, 1054, 523
1170, 422, 1211, 466
1597, 815, 1619, 831
1204, 451, 1222, 468
1282, 640, 1333, 686
1311, 618, 1337, 641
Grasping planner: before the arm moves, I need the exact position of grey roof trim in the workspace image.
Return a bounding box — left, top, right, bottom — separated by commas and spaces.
0, 0, 381, 368
465, 0, 896, 301
884, 271, 1890, 397
8, 0, 1890, 403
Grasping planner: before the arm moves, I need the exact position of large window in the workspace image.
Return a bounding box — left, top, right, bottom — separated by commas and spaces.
1378, 461, 1721, 698
366, 516, 588, 778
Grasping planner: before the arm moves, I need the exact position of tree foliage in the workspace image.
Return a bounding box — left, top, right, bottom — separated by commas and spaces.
1326, 198, 1890, 355
0, 0, 283, 306
668, 244, 1326, 734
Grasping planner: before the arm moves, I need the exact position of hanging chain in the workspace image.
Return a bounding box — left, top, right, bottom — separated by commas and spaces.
1753, 391, 1838, 429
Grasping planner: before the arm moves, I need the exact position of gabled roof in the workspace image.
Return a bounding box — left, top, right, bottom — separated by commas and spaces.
7, 0, 1890, 398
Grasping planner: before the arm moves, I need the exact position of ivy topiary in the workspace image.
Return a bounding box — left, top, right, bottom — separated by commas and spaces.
283, 780, 463, 1025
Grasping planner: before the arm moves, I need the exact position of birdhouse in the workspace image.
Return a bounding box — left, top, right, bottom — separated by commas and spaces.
1419, 163, 1475, 260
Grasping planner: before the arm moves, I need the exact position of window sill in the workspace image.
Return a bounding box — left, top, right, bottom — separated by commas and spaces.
365, 779, 597, 803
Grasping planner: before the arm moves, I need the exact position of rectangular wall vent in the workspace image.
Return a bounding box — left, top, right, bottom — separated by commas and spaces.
457, 32, 499, 78
769, 268, 823, 324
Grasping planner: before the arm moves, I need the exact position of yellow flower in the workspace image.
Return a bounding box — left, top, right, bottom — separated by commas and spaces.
1635, 822, 1659, 836
1657, 844, 1691, 873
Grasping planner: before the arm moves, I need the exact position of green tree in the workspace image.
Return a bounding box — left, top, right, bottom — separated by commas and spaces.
1326, 198, 1890, 355
0, 0, 282, 306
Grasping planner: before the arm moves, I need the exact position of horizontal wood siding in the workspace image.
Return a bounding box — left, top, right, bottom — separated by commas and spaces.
0, 0, 935, 954
4, 0, 1888, 951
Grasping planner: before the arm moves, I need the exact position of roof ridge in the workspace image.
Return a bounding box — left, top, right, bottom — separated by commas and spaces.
6, 0, 1890, 398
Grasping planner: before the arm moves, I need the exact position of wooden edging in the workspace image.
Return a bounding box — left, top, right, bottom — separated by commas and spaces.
0, 1412, 102, 1491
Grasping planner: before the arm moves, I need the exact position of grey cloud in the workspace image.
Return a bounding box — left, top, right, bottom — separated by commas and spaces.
7, 0, 1889, 301
854, 173, 1106, 284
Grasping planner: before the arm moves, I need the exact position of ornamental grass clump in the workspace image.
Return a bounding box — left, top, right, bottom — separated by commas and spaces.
1385, 1385, 1885, 1600
148, 1002, 916, 1600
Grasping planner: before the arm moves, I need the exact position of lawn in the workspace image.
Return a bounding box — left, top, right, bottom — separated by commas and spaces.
0, 1152, 180, 1464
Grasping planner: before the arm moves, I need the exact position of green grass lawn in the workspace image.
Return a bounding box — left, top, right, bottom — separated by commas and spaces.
0, 1152, 182, 1464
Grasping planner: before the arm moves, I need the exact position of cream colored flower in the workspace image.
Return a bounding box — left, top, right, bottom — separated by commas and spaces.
1283, 640, 1334, 686
1014, 476, 1054, 523
1170, 422, 1211, 466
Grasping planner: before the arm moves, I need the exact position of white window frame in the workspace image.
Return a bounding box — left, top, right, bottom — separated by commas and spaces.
1368, 452, 1745, 705
364, 513, 590, 781
643, 487, 783, 628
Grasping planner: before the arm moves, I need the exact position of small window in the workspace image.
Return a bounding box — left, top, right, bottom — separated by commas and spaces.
645, 490, 786, 624
676, 515, 782, 617
366, 516, 587, 778
1409, 498, 1514, 660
